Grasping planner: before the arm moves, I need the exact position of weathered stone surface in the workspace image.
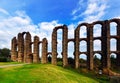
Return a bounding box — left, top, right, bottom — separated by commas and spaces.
41, 38, 48, 63
24, 32, 32, 63
52, 25, 68, 67
11, 18, 120, 71
11, 37, 17, 61
33, 36, 40, 63
17, 33, 24, 62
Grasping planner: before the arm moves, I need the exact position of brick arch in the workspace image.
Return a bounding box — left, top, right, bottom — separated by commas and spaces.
93, 53, 102, 70
10, 18, 120, 71
109, 19, 120, 66
74, 23, 89, 69
79, 54, 87, 68
67, 41, 75, 65
52, 25, 68, 67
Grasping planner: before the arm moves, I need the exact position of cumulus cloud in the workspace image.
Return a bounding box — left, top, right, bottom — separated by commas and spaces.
0, 10, 37, 48
72, 0, 108, 23
0, 9, 65, 56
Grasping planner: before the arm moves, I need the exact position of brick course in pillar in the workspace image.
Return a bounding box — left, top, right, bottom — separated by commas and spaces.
62, 25, 68, 67
87, 24, 94, 70
41, 38, 48, 63
116, 19, 120, 66
17, 33, 24, 62
52, 30, 57, 65
101, 20, 111, 69
24, 32, 32, 63
75, 28, 80, 69
11, 37, 17, 61
33, 36, 40, 63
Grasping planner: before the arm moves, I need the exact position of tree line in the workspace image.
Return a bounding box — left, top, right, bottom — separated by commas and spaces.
0, 48, 11, 62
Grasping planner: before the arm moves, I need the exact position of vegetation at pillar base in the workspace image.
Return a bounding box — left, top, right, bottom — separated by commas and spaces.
0, 63, 110, 83
0, 48, 11, 62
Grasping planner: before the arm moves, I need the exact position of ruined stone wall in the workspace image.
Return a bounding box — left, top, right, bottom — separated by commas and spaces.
11, 37, 17, 61
17, 33, 24, 62
11, 18, 120, 70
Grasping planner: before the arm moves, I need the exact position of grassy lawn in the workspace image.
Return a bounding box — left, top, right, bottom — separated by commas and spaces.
0, 62, 110, 83
0, 62, 21, 66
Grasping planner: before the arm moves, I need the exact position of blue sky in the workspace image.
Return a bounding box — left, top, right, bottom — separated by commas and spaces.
0, 0, 120, 58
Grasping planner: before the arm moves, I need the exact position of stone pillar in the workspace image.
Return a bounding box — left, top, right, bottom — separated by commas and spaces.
41, 38, 48, 63
24, 32, 32, 63
87, 24, 94, 70
33, 36, 40, 63
27, 54, 33, 63
11, 37, 18, 61
62, 25, 68, 67
102, 20, 111, 69
52, 29, 57, 65
116, 19, 120, 66
17, 33, 24, 62
75, 28, 80, 69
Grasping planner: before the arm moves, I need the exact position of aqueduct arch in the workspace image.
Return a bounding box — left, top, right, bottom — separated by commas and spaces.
11, 18, 120, 70
52, 25, 68, 67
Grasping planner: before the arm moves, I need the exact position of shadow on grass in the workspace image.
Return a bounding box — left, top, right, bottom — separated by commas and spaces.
61, 66, 110, 83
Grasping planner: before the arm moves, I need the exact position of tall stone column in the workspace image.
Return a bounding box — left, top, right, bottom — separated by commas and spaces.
24, 32, 32, 63
11, 37, 18, 61
17, 33, 24, 62
116, 19, 120, 66
33, 36, 40, 63
87, 24, 94, 70
41, 38, 48, 63
102, 20, 110, 69
75, 28, 80, 69
52, 29, 57, 65
62, 25, 68, 67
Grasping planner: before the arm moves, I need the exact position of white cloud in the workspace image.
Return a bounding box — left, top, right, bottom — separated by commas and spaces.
0, 10, 38, 49
93, 40, 101, 51
72, 0, 108, 23
71, 0, 84, 15
0, 8, 9, 15
0, 9, 64, 55
68, 24, 75, 38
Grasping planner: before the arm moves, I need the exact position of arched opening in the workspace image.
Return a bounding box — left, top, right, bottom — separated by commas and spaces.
110, 22, 117, 36
94, 53, 102, 70
110, 38, 117, 51
47, 54, 52, 63
68, 25, 74, 39
68, 42, 75, 68
79, 54, 87, 68
57, 29, 63, 66
80, 26, 87, 38
110, 53, 117, 69
31, 44, 34, 54
39, 44, 42, 62
93, 24, 102, 37
93, 40, 101, 51
79, 40, 87, 52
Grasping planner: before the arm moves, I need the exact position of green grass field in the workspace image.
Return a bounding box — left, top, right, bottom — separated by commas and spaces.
0, 62, 109, 83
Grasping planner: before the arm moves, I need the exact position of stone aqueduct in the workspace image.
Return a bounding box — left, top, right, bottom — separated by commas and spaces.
11, 18, 120, 70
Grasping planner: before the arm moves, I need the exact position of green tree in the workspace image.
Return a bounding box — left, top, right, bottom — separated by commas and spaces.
94, 55, 101, 70
0, 48, 10, 62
